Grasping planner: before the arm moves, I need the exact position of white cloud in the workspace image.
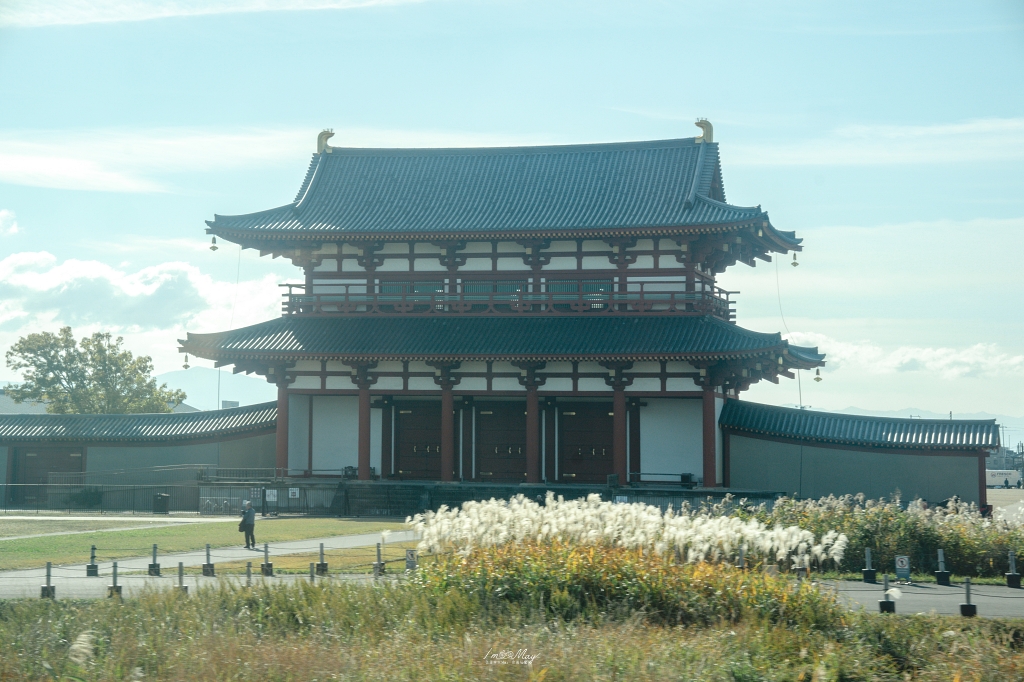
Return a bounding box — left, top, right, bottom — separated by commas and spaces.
729, 117, 1024, 166
785, 331, 1024, 380
0, 210, 19, 236
0, 0, 425, 27
0, 126, 549, 193
0, 250, 281, 378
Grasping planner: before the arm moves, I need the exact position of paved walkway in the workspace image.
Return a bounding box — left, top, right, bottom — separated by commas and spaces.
0, 529, 419, 599
829, 579, 1024, 618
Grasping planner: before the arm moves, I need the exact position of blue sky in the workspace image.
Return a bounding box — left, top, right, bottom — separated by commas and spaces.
0, 0, 1021, 429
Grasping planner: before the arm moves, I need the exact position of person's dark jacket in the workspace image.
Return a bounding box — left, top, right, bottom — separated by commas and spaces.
242, 507, 256, 525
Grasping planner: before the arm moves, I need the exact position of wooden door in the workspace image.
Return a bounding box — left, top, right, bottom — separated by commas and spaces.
474, 402, 527, 482
559, 403, 614, 483
393, 401, 441, 480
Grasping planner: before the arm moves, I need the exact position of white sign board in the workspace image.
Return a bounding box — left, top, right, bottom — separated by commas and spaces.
986, 470, 1021, 487
895, 555, 910, 580
289, 488, 300, 499
265, 489, 278, 502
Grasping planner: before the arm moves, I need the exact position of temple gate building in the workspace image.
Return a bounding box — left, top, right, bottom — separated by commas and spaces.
166, 123, 1000, 507
181, 124, 828, 489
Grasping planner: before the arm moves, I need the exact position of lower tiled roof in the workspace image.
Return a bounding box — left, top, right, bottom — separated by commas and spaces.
0, 402, 276, 443
180, 315, 825, 364
720, 400, 998, 451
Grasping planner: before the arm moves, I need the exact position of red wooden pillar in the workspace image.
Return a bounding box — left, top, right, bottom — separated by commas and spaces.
978, 454, 988, 509
440, 386, 455, 481
702, 384, 717, 487
275, 380, 289, 475
357, 384, 372, 480
612, 386, 628, 485
380, 398, 392, 480
525, 386, 540, 483
628, 400, 641, 482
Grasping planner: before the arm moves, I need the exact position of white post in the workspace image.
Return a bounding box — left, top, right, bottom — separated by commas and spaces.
1010, 551, 1017, 575
865, 547, 872, 571
938, 549, 946, 572
883, 574, 890, 601
965, 577, 972, 605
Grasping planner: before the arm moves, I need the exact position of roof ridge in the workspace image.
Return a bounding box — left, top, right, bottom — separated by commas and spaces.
320, 137, 703, 156
728, 400, 998, 425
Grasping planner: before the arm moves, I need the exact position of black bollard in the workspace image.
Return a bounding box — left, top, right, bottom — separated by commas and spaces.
261, 543, 273, 577
879, 574, 895, 613
202, 543, 215, 577
108, 561, 122, 598
863, 548, 877, 583
40, 562, 55, 599
960, 577, 977, 617
148, 544, 161, 577
315, 542, 328, 576
935, 549, 951, 586
1006, 551, 1021, 589
86, 545, 99, 577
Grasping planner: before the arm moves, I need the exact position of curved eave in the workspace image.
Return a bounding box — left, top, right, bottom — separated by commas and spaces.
180, 334, 823, 367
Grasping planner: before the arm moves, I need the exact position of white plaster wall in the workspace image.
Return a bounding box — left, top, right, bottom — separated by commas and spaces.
542, 257, 577, 270
496, 258, 530, 271
491, 378, 525, 391
461, 242, 492, 254
311, 396, 359, 472
313, 259, 337, 272
376, 259, 409, 272
372, 377, 405, 391
639, 398, 703, 481
413, 259, 447, 272
407, 377, 437, 391
539, 378, 573, 392
577, 378, 611, 392
626, 378, 661, 392
291, 376, 321, 390
294, 360, 321, 372
287, 394, 310, 473
457, 377, 488, 391
665, 377, 698, 391
462, 258, 492, 270
581, 256, 614, 270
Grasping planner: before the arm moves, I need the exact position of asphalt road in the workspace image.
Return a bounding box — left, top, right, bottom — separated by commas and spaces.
829, 579, 1024, 618
0, 529, 419, 599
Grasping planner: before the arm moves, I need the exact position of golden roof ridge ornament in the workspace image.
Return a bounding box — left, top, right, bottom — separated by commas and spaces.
317, 129, 335, 154
694, 118, 713, 143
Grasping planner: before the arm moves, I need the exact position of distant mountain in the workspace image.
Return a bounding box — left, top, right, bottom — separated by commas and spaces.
156, 367, 276, 411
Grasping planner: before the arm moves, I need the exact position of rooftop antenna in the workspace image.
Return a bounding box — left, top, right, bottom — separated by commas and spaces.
694, 119, 713, 143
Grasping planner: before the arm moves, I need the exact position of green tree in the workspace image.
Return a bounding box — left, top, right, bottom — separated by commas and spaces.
5, 327, 186, 414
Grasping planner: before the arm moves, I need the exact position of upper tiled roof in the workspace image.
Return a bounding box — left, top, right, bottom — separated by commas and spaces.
0, 402, 276, 443
720, 400, 999, 451
180, 315, 825, 364
207, 138, 798, 244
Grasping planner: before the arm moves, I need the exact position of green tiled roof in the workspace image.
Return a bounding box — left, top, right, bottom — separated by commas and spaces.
180, 315, 825, 364
206, 137, 799, 244
0, 402, 276, 443
720, 400, 999, 451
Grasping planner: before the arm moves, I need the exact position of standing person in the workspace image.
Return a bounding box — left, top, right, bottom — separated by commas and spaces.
240, 500, 256, 549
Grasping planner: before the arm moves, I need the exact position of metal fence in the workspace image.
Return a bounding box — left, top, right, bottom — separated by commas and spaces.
0, 484, 200, 514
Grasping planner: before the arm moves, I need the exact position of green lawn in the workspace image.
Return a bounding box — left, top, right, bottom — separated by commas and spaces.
0, 517, 408, 570
0, 518, 190, 539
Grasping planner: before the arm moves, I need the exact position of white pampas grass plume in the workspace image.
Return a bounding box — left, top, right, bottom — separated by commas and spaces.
68, 631, 95, 666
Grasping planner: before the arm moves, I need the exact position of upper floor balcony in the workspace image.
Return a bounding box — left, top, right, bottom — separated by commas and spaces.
281, 276, 736, 321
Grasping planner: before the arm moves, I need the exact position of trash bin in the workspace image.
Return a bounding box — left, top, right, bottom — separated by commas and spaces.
153, 493, 170, 514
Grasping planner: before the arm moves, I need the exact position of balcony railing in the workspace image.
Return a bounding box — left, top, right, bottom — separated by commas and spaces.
282, 279, 735, 320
